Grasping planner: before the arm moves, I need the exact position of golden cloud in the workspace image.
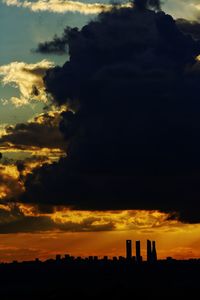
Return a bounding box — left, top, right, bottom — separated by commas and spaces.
0, 154, 60, 200
0, 165, 23, 200
3, 0, 200, 20
0, 108, 67, 162
3, 0, 132, 14
0, 60, 54, 106
15, 205, 182, 233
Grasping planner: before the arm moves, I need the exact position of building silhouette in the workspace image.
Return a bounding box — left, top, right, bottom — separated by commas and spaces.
152, 241, 157, 262
147, 240, 152, 262
56, 254, 61, 261
126, 240, 132, 260
147, 240, 157, 263
136, 240, 141, 263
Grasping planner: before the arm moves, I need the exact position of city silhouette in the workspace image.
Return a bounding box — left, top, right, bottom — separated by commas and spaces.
1, 239, 200, 299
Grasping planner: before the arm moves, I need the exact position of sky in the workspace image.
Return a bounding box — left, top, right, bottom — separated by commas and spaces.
1, 0, 200, 262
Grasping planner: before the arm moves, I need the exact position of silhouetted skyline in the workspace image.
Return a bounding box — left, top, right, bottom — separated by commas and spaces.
1, 238, 197, 265
0, 238, 200, 299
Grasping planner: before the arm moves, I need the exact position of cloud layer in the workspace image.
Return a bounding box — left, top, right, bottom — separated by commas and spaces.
3, 0, 132, 14
0, 60, 54, 106
0, 204, 181, 234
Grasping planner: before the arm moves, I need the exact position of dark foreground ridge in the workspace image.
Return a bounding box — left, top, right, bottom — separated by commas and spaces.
1, 240, 200, 299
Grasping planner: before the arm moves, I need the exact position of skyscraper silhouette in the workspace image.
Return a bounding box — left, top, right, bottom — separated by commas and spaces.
126, 240, 132, 260
152, 241, 157, 262
136, 240, 141, 263
147, 240, 152, 262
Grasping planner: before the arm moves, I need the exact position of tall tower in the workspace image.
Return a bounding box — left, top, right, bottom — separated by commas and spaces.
126, 240, 132, 260
136, 240, 141, 263
147, 240, 152, 262
152, 241, 157, 262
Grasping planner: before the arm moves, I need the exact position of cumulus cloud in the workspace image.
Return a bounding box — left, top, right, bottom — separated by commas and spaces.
0, 110, 66, 151
21, 3, 200, 223
2, 0, 132, 14
0, 60, 54, 106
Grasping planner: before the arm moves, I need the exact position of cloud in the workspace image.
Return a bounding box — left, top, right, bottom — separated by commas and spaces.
134, 0, 161, 11
2, 0, 132, 15
0, 60, 54, 106
0, 124, 8, 138
35, 27, 74, 55
0, 109, 69, 202
0, 165, 23, 201
177, 19, 200, 40
0, 204, 114, 233
0, 110, 66, 151
22, 4, 200, 223
36, 18, 200, 55
0, 204, 182, 233
0, 204, 54, 233
50, 208, 178, 231
3, 0, 200, 20
0, 150, 65, 203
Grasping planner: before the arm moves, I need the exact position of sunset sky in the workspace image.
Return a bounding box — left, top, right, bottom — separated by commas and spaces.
1, 0, 200, 262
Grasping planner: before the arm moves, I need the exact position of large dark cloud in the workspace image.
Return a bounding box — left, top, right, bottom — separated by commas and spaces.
36, 18, 200, 55
23, 2, 200, 223
35, 1, 161, 55
177, 19, 200, 40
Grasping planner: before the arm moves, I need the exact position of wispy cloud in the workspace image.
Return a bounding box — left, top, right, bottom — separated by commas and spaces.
0, 60, 54, 106
3, 0, 200, 19
2, 0, 132, 15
